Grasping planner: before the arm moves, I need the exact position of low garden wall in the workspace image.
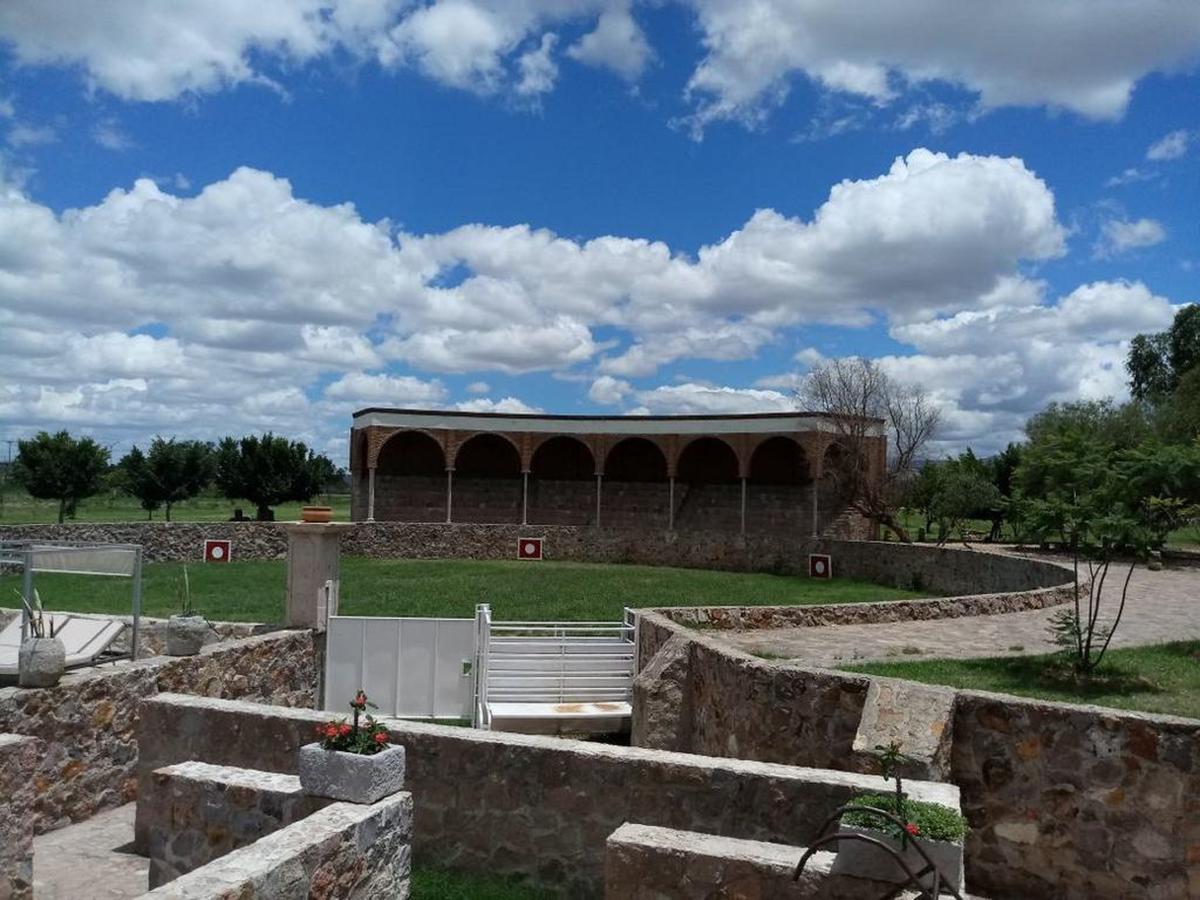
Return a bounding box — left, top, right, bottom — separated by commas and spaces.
635, 613, 1200, 899
0, 734, 37, 900
138, 793, 412, 900
605, 823, 894, 899
0, 630, 317, 833
136, 693, 960, 898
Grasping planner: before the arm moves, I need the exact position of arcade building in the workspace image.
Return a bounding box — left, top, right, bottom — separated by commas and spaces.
349, 408, 885, 537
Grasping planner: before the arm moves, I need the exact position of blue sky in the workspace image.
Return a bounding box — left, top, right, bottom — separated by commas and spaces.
0, 1, 1197, 463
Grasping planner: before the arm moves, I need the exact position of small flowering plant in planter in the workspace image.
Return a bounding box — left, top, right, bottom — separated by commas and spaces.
831, 741, 968, 892
298, 690, 405, 804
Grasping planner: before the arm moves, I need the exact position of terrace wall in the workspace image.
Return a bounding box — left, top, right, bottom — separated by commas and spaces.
136, 693, 960, 898
0, 734, 37, 900
0, 630, 316, 833
635, 614, 1200, 899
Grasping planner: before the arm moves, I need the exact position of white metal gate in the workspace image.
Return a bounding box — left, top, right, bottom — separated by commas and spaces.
324, 615, 475, 719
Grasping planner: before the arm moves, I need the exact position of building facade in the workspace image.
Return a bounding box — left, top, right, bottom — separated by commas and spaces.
349, 408, 886, 537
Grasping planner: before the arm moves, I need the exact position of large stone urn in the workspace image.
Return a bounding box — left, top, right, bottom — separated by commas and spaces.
166, 614, 209, 656
298, 742, 406, 804
19, 636, 66, 687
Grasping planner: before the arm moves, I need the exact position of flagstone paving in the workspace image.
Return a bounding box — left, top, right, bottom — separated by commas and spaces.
33, 803, 147, 900
719, 554, 1200, 667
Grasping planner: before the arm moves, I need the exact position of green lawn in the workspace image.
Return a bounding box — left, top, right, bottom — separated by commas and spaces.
0, 487, 351, 524
848, 642, 1200, 720
0, 558, 925, 622
411, 867, 553, 899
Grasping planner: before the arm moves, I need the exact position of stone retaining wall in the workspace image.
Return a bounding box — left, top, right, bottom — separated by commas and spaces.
0, 734, 37, 900
605, 824, 895, 899
145, 762, 330, 888
136, 693, 960, 898
138, 793, 412, 900
635, 612, 1200, 899
0, 630, 316, 833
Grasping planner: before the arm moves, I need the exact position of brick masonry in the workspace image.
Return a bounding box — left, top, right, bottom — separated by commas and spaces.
0, 630, 317, 834
135, 693, 960, 898
0, 734, 37, 900
634, 611, 1200, 899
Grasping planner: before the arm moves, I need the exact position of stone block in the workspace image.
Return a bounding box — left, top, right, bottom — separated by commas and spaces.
630, 633, 692, 750
0, 734, 37, 900
851, 677, 957, 781
297, 742, 406, 804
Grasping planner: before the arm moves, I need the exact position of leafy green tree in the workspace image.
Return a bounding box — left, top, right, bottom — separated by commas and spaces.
214, 433, 335, 521
1127, 304, 1200, 401
930, 468, 1002, 546
120, 438, 214, 521
13, 431, 110, 523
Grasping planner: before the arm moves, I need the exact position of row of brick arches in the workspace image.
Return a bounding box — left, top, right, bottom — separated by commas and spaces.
364, 430, 853, 534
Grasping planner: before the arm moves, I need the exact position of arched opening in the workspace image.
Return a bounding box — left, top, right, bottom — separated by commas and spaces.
529, 437, 595, 525
373, 431, 446, 521
674, 437, 740, 531
603, 438, 668, 528
453, 433, 522, 523
747, 436, 812, 532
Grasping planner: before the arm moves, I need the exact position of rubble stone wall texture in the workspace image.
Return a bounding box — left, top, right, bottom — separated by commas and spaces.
604, 823, 896, 900
635, 613, 1200, 899
136, 693, 959, 898
0, 630, 316, 834
145, 762, 330, 888
0, 734, 37, 900
138, 793, 412, 900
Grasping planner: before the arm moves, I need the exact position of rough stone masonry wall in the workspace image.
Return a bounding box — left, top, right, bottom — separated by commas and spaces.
0, 630, 316, 833
0, 734, 37, 900
635, 612, 1200, 899
138, 793, 412, 900
136, 693, 960, 898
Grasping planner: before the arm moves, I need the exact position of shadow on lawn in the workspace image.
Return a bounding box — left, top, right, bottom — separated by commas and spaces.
959, 652, 1166, 701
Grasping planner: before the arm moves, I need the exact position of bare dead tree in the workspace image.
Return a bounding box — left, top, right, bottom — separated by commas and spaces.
798, 358, 941, 542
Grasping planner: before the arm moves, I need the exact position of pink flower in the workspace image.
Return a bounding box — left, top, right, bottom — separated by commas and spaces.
904, 823, 920, 837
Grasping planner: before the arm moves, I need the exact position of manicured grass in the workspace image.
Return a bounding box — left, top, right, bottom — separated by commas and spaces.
0, 558, 925, 622
847, 642, 1200, 720
411, 867, 553, 899
0, 487, 351, 524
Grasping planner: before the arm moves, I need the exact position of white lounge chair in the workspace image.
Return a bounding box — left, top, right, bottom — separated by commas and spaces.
0, 613, 126, 677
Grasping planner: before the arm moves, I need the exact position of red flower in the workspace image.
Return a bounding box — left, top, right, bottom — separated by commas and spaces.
904, 823, 920, 837
373, 731, 388, 745
338, 723, 352, 736
352, 691, 368, 710
323, 723, 339, 739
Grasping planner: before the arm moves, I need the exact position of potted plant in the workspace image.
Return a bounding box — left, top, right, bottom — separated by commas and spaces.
299, 690, 405, 804
832, 742, 968, 892
166, 567, 208, 656
18, 589, 66, 688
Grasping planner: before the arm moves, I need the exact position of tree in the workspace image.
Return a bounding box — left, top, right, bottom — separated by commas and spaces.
120, 438, 214, 521
214, 433, 335, 521
930, 467, 1002, 546
13, 431, 110, 523
798, 357, 941, 542
1127, 304, 1200, 401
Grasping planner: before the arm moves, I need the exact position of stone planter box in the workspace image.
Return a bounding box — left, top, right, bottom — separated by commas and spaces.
298, 742, 405, 804
19, 636, 65, 687
166, 615, 208, 656
830, 823, 964, 893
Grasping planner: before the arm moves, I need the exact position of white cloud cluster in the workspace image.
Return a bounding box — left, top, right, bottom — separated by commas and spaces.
0, 149, 1183, 459
1094, 217, 1167, 257
2, 1, 1196, 131
1146, 129, 1191, 161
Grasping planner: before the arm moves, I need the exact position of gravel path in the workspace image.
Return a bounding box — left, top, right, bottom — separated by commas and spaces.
719, 558, 1200, 667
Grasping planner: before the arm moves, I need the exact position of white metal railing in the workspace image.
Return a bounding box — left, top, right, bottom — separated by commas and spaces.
472, 604, 637, 728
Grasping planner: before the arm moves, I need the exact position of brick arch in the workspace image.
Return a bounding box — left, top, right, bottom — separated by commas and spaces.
375, 429, 446, 475
603, 437, 669, 481
529, 435, 596, 480
747, 435, 811, 484
367, 426, 448, 469
675, 436, 740, 483
453, 432, 522, 476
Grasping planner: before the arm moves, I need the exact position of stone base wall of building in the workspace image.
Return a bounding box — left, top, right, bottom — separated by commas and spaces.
634, 612, 1200, 899
0, 734, 37, 900
135, 693, 959, 898
604, 824, 898, 900
0, 630, 316, 834
138, 793, 412, 900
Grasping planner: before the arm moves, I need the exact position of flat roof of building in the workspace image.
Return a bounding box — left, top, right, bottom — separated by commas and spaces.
351, 407, 885, 436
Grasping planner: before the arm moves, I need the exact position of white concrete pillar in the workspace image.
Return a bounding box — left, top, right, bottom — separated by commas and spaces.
522, 471, 529, 525
283, 522, 353, 631
446, 469, 453, 524
740, 477, 747, 535
366, 466, 376, 522
811, 470, 820, 537
595, 474, 602, 527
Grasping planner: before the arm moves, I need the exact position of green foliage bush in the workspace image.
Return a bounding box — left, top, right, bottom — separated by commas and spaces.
843, 793, 967, 843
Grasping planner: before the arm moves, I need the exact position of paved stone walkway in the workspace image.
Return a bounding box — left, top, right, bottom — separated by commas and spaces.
720, 557, 1200, 667
34, 803, 147, 900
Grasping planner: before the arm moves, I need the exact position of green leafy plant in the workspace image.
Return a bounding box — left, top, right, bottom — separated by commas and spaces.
843, 793, 967, 844
176, 565, 196, 617
316, 690, 391, 755
17, 588, 57, 639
